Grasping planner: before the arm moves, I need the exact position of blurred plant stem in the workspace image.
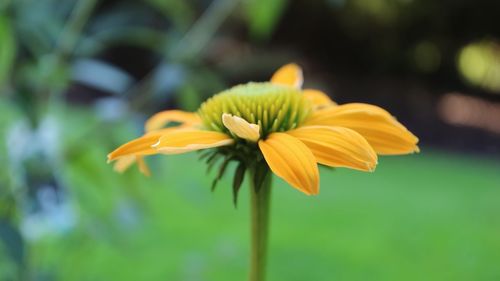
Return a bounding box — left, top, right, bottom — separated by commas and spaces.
127, 0, 241, 110
56, 0, 98, 59
169, 0, 240, 60
249, 170, 272, 281
47, 0, 99, 86
45, 0, 98, 116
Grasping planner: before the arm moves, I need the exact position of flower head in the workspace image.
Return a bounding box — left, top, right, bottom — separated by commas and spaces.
108, 63, 419, 196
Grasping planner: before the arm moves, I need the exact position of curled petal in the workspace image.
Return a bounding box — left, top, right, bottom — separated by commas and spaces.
136, 156, 151, 176
270, 63, 303, 88
111, 155, 150, 176
287, 126, 377, 172
258, 133, 319, 195
153, 130, 233, 154
113, 155, 136, 173
303, 89, 336, 109
306, 103, 419, 155
222, 113, 260, 141
145, 110, 201, 133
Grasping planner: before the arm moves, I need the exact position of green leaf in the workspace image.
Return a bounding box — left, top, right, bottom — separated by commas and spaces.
0, 220, 25, 269
206, 152, 222, 174
210, 178, 219, 192
198, 149, 215, 161
232, 162, 246, 207
211, 156, 232, 192
244, 0, 288, 40
0, 16, 16, 86
252, 163, 269, 193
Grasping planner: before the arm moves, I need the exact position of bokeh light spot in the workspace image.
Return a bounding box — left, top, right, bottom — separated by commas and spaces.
458, 41, 500, 94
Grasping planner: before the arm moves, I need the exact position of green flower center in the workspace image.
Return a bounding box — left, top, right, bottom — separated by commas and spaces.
198, 82, 312, 137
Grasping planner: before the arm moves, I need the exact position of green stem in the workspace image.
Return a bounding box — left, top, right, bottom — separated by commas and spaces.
249, 171, 272, 281
56, 0, 99, 58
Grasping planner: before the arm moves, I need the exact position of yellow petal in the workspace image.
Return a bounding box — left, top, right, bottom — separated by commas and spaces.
222, 113, 260, 141
316, 102, 393, 118
113, 155, 136, 173
112, 155, 150, 176
145, 110, 201, 133
153, 130, 233, 154
303, 89, 336, 109
109, 128, 191, 175
270, 63, 303, 88
305, 103, 419, 155
136, 156, 151, 176
287, 126, 377, 172
108, 133, 164, 162
258, 133, 319, 195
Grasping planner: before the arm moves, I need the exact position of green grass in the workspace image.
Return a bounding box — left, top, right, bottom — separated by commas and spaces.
32, 142, 500, 281
2, 106, 498, 281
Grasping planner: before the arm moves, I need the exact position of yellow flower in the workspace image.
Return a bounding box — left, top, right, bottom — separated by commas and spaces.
108, 63, 419, 195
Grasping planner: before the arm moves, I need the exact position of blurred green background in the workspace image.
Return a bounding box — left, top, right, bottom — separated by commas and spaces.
1, 0, 499, 280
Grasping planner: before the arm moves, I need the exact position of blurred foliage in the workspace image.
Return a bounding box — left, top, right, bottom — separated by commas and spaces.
0, 0, 290, 280
244, 0, 286, 39
0, 16, 15, 85
145, 0, 195, 29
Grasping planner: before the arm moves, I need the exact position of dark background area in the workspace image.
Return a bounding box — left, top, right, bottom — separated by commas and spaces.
70, 0, 500, 156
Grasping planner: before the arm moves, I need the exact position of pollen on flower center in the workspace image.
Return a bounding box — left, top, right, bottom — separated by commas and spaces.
198, 82, 312, 137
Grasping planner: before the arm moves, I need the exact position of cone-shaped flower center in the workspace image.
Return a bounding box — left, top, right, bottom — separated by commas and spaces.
198, 82, 312, 138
